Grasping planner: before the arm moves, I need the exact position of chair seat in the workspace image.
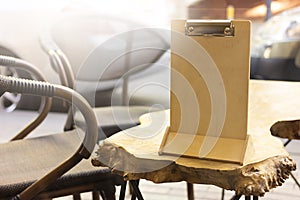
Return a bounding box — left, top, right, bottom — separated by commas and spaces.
75, 106, 153, 137
0, 131, 122, 199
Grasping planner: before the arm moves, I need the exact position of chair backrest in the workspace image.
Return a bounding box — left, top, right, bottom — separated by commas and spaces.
40, 17, 170, 130
41, 28, 169, 100
0, 55, 52, 140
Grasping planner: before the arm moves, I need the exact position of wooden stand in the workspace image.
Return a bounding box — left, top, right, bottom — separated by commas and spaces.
159, 128, 249, 164
159, 20, 251, 164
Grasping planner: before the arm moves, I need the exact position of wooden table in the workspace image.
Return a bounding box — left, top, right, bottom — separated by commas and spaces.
92, 80, 298, 197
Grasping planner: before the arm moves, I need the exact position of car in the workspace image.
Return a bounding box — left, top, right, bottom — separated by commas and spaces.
250, 6, 300, 81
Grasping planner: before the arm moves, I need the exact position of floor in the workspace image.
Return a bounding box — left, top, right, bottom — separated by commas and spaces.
0, 110, 300, 200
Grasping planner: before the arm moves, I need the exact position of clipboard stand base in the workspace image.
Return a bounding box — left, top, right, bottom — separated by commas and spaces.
159, 126, 250, 165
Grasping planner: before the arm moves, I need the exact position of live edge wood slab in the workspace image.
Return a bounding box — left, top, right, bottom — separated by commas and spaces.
92, 80, 298, 197
271, 120, 300, 140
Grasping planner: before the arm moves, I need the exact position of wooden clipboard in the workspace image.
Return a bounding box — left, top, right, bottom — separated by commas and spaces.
159, 20, 251, 164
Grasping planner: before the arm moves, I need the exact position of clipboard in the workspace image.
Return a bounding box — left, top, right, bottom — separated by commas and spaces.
159, 20, 251, 165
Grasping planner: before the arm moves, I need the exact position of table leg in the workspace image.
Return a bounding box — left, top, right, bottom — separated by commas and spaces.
92, 190, 100, 200
230, 194, 242, 200
284, 139, 292, 146
130, 180, 137, 200
290, 173, 300, 189
73, 193, 81, 200
187, 182, 194, 200
119, 181, 127, 200
283, 140, 300, 189
130, 180, 144, 200
253, 196, 259, 200
221, 189, 225, 200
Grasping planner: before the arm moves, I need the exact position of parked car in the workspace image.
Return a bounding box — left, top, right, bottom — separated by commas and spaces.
251, 6, 300, 81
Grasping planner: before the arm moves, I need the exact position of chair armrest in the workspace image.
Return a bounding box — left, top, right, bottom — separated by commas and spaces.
0, 74, 98, 157
0, 75, 98, 200
0, 55, 52, 140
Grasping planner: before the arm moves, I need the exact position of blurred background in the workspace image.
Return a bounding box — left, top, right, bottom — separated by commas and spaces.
1, 0, 300, 112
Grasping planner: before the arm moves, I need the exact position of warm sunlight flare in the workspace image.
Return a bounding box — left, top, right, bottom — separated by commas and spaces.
245, 1, 288, 17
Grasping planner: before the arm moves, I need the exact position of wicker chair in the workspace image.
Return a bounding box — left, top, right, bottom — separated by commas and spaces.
0, 56, 122, 200
39, 29, 169, 137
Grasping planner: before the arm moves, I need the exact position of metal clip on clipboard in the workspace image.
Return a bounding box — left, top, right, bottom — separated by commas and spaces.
185, 20, 235, 37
